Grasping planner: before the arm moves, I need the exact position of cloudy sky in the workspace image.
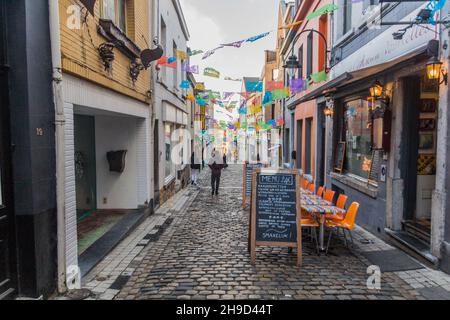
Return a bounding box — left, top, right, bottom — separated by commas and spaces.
179, 0, 282, 100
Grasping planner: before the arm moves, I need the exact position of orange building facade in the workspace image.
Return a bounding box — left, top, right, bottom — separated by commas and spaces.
282, 0, 331, 184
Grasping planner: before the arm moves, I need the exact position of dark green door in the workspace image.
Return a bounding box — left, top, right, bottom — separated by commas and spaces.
74, 115, 97, 218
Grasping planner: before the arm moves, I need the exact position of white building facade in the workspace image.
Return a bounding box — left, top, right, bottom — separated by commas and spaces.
151, 0, 191, 206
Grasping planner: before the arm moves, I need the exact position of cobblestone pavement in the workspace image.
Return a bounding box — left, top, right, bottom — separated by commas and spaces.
72, 165, 450, 300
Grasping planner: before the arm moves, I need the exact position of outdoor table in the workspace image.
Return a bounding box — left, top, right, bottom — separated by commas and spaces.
300, 190, 346, 252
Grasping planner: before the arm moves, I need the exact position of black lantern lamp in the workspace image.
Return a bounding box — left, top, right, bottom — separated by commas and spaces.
426, 55, 448, 85
369, 80, 383, 98
283, 55, 301, 79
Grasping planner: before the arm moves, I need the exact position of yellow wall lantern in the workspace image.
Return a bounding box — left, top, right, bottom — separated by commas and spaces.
369, 80, 383, 98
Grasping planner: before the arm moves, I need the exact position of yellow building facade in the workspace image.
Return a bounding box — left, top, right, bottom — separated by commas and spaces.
59, 0, 151, 102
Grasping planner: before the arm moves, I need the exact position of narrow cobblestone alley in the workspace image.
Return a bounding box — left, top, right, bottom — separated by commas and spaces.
75, 165, 450, 301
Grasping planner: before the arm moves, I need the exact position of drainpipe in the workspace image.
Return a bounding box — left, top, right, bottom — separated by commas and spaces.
49, 0, 67, 294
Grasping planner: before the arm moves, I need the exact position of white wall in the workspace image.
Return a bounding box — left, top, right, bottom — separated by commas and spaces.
64, 103, 78, 270
95, 115, 139, 209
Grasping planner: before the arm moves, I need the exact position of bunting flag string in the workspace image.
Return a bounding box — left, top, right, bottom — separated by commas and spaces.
175, 49, 188, 60
203, 67, 221, 78
179, 80, 190, 89
306, 4, 339, 20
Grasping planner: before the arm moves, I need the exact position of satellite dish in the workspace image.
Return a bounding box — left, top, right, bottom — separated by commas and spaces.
80, 0, 96, 16
141, 45, 164, 68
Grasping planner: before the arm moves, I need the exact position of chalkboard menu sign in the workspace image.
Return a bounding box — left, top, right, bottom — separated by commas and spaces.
368, 149, 382, 184
249, 169, 302, 267
334, 142, 346, 173
242, 162, 264, 207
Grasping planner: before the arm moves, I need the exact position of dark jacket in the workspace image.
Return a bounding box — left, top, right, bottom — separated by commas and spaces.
191, 154, 201, 170
209, 161, 224, 176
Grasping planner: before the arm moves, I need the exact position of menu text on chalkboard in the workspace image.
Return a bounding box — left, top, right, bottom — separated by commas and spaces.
255, 173, 297, 243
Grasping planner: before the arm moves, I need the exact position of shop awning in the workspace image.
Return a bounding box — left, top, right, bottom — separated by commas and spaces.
291, 46, 428, 106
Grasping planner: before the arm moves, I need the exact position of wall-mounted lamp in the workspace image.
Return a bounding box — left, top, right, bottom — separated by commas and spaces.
369, 80, 383, 98
426, 56, 448, 85
324, 106, 334, 117
324, 95, 334, 117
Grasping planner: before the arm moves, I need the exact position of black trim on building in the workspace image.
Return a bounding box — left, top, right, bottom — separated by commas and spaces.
2, 0, 57, 298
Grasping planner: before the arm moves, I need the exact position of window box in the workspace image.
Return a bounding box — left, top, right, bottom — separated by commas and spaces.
97, 19, 141, 60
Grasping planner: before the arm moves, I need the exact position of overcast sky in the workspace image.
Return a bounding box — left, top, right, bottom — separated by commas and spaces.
179, 0, 281, 100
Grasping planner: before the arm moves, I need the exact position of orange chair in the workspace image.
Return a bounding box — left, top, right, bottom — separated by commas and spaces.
301, 179, 309, 190
316, 186, 324, 197
336, 194, 348, 210
300, 217, 320, 254
307, 183, 315, 193
323, 189, 335, 203
326, 194, 348, 222
325, 202, 360, 254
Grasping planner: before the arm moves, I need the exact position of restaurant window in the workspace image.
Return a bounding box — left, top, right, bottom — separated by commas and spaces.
101, 0, 127, 32
165, 123, 173, 179
343, 99, 372, 179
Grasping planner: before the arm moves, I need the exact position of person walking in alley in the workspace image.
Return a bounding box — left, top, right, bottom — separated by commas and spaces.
191, 152, 201, 187
209, 150, 224, 196
222, 148, 228, 169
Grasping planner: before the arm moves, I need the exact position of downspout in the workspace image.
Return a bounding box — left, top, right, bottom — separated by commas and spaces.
150, 0, 158, 205
150, 0, 158, 122
49, 0, 67, 294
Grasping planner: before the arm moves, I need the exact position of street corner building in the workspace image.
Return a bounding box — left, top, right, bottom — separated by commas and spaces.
0, 0, 200, 299
58, 0, 154, 287
279, 0, 450, 275
0, 0, 154, 298
150, 0, 191, 206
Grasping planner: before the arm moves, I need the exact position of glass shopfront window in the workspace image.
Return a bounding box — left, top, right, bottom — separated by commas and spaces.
343, 99, 372, 179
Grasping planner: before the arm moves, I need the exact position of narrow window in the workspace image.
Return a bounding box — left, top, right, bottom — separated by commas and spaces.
307, 33, 313, 77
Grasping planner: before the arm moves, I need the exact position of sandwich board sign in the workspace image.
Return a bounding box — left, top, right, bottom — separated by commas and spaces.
249, 169, 302, 267
242, 162, 265, 208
